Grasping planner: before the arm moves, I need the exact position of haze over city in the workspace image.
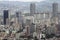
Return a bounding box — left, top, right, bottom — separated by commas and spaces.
0, 0, 60, 15
0, 0, 45, 2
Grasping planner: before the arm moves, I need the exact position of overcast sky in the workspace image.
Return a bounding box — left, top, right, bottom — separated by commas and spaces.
0, 0, 45, 2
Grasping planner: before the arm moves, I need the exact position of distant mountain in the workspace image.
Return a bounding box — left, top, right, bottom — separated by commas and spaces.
46, 0, 60, 3
0, 0, 60, 14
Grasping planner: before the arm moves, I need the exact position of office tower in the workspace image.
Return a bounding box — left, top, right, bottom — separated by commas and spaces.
30, 3, 36, 16
16, 12, 23, 24
52, 3, 58, 17
16, 12, 23, 30
51, 3, 58, 24
30, 23, 35, 35
3, 10, 9, 25
16, 12, 20, 23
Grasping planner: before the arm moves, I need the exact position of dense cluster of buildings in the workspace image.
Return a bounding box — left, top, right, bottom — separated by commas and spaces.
0, 2, 60, 40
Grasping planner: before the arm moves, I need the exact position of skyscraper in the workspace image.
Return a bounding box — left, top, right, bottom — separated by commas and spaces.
16, 12, 23, 24
30, 3, 36, 16
51, 3, 58, 23
16, 11, 24, 30
3, 10, 9, 25
52, 3, 58, 17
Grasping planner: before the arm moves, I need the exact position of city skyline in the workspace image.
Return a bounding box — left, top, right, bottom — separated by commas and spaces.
0, 0, 60, 40
0, 0, 60, 15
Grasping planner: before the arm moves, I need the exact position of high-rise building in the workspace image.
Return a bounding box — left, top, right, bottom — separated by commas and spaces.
30, 3, 36, 16
51, 3, 58, 24
16, 12, 23, 24
52, 3, 58, 17
30, 23, 35, 35
16, 12, 23, 30
3, 10, 9, 25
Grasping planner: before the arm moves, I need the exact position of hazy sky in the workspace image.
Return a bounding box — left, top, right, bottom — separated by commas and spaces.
0, 0, 45, 2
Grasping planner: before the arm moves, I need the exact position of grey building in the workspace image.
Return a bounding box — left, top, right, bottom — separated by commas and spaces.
51, 3, 58, 23
16, 11, 24, 30
52, 3, 58, 17
16, 11, 23, 24
25, 19, 32, 26
30, 3, 36, 16
30, 23, 35, 35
